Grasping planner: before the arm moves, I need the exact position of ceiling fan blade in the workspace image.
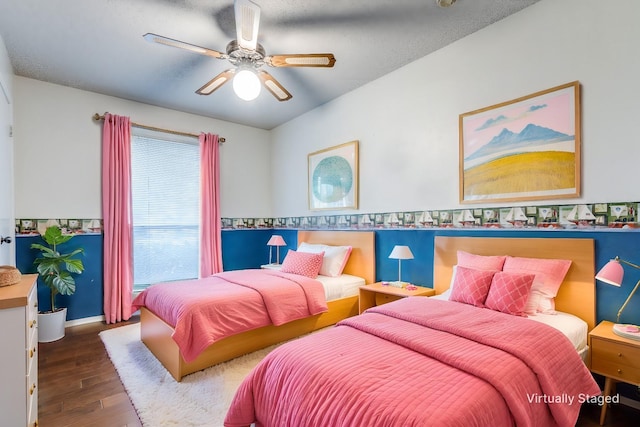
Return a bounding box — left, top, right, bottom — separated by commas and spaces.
196, 69, 236, 95
234, 0, 261, 51
257, 70, 292, 101
265, 54, 336, 68
143, 33, 225, 59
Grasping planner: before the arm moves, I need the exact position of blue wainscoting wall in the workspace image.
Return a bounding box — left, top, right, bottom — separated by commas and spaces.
16, 234, 104, 321
16, 228, 640, 327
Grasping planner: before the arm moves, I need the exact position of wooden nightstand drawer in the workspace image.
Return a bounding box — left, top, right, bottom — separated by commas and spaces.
591, 339, 640, 383
591, 339, 640, 367
375, 293, 402, 306
591, 357, 640, 384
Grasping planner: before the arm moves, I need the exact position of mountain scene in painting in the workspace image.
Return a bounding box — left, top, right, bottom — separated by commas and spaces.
463, 123, 576, 199
465, 124, 573, 162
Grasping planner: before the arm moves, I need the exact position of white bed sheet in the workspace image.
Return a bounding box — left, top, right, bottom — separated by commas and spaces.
316, 274, 365, 301
265, 265, 364, 302
526, 311, 589, 359
430, 292, 588, 356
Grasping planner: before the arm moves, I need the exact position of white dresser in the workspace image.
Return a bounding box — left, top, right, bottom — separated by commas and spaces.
0, 274, 38, 427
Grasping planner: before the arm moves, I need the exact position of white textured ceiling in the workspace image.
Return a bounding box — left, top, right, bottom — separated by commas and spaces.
0, 0, 540, 130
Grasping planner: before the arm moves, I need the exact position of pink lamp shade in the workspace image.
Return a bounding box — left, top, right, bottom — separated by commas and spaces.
267, 235, 286, 265
267, 235, 286, 247
595, 256, 640, 335
595, 259, 624, 287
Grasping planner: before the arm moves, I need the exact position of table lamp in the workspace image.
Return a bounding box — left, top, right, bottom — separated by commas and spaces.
388, 245, 414, 288
267, 235, 286, 265
595, 256, 640, 340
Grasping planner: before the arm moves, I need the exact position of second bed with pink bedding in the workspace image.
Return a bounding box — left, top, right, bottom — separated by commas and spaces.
225, 297, 600, 427
131, 269, 328, 362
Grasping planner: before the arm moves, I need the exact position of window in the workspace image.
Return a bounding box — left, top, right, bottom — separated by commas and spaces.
131, 128, 200, 291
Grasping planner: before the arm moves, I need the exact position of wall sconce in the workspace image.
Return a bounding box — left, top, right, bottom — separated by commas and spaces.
267, 235, 286, 265
388, 245, 414, 287
595, 256, 640, 340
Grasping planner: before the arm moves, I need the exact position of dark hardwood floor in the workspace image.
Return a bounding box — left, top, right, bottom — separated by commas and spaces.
38, 319, 640, 427
38, 318, 142, 427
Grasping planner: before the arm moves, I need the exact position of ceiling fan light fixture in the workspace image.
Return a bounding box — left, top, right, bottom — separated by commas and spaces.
144, 1, 336, 103
233, 68, 261, 101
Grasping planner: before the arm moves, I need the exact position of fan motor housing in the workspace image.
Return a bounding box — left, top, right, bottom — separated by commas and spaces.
226, 40, 266, 68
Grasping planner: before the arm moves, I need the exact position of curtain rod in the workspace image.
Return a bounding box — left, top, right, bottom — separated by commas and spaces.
92, 113, 226, 143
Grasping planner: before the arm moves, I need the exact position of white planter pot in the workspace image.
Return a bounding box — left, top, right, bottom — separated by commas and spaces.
38, 307, 67, 342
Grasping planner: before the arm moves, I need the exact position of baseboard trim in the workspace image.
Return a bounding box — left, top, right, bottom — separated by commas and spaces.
65, 315, 105, 327
65, 313, 141, 328
621, 396, 640, 411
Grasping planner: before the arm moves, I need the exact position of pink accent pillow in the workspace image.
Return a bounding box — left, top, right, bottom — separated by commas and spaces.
280, 250, 324, 278
449, 266, 496, 307
457, 251, 507, 271
485, 272, 536, 317
503, 256, 571, 314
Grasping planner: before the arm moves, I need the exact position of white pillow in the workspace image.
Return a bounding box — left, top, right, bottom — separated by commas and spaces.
297, 242, 352, 277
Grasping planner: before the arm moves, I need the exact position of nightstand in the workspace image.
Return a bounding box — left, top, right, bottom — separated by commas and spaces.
260, 264, 282, 270
358, 282, 435, 314
589, 320, 640, 425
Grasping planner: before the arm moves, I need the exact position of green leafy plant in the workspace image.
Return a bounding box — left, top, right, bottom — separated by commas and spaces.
31, 226, 85, 313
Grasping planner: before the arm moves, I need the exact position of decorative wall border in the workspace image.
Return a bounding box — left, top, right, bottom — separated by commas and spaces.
15, 218, 103, 236
221, 201, 639, 231
15, 201, 640, 236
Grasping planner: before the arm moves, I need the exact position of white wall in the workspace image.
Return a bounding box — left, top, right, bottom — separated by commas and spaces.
13, 77, 271, 218
270, 0, 640, 217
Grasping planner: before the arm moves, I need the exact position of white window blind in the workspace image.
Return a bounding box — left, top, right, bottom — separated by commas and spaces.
131, 128, 200, 291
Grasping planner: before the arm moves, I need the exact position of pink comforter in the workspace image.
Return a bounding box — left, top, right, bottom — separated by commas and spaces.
225, 297, 600, 427
131, 269, 328, 362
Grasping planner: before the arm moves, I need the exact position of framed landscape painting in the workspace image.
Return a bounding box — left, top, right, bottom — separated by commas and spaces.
459, 81, 581, 204
308, 141, 359, 211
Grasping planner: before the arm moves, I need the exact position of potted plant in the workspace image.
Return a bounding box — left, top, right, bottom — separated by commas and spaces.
31, 225, 85, 342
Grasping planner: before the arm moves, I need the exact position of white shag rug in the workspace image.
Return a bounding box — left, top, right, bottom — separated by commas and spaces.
99, 323, 272, 427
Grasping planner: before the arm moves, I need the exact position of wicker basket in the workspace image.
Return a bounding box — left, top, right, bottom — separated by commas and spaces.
0, 266, 22, 287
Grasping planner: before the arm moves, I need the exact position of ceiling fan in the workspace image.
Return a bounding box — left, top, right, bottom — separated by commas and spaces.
143, 0, 336, 102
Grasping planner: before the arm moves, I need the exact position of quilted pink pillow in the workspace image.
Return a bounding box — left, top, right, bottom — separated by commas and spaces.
449, 266, 496, 307
457, 251, 507, 271
485, 272, 536, 316
502, 256, 571, 314
280, 250, 324, 278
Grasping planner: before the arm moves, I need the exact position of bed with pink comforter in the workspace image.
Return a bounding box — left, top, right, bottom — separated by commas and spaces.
225, 297, 600, 427
131, 269, 328, 362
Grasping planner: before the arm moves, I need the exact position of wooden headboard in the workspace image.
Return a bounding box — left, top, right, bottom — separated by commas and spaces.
433, 236, 596, 331
298, 231, 375, 284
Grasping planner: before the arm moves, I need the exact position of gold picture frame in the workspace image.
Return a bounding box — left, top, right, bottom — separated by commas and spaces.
459, 81, 581, 204
308, 141, 359, 211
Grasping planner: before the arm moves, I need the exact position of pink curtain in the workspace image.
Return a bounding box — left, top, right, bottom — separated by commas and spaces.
199, 133, 223, 277
102, 113, 133, 324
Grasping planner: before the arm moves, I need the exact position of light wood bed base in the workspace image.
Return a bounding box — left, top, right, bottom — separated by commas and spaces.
433, 236, 596, 331
140, 230, 375, 381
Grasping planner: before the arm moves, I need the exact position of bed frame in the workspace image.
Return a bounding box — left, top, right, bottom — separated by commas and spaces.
140, 230, 375, 381
433, 236, 596, 331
